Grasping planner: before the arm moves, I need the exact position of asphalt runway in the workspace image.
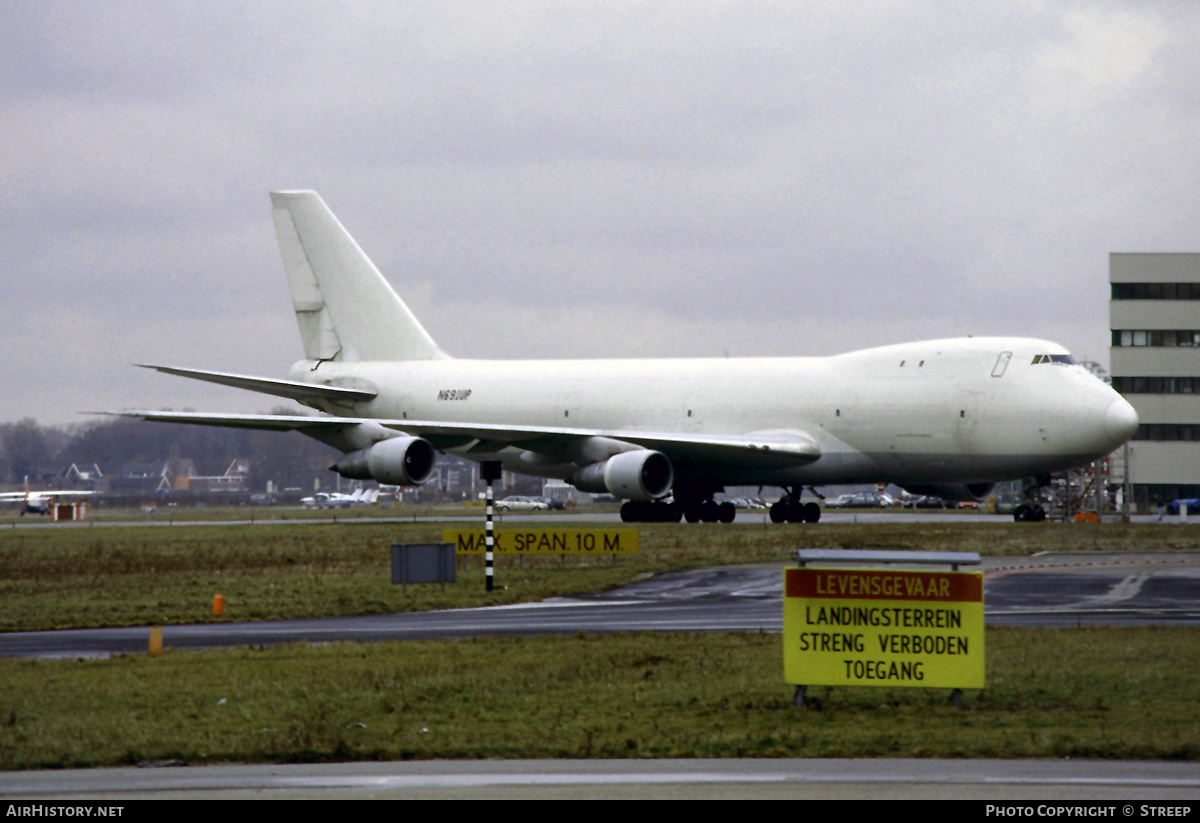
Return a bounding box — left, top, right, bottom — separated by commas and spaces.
6, 757, 1200, 800
2, 550, 1198, 660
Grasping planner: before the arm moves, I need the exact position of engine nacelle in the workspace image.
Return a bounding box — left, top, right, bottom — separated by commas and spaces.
902, 483, 995, 503
332, 436, 436, 486
569, 450, 674, 501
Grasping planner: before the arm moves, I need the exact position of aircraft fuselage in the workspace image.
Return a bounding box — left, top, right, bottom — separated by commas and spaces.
289, 335, 1137, 489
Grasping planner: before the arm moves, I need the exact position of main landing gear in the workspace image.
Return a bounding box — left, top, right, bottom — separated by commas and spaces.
769, 488, 821, 524
619, 487, 823, 525
618, 497, 738, 523
619, 499, 684, 523
682, 499, 736, 523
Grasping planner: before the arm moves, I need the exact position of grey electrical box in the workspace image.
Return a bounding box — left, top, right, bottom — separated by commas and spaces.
391, 543, 456, 592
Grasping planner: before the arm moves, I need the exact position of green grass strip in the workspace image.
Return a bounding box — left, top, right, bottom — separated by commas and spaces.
0, 627, 1197, 769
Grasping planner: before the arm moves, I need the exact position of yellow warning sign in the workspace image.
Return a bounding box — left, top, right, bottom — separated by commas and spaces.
442, 528, 638, 555
783, 567, 984, 689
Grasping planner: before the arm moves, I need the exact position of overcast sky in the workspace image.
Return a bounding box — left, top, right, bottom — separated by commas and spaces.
4, 1, 1198, 427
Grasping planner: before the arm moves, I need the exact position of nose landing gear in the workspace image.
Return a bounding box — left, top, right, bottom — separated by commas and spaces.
1013, 503, 1047, 522
1014, 476, 1049, 522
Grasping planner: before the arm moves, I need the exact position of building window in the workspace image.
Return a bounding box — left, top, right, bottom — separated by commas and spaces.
1112, 282, 1200, 300
1112, 330, 1200, 347
1113, 376, 1200, 395
1133, 424, 1200, 441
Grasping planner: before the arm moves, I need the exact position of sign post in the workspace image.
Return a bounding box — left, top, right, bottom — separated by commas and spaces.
783, 564, 984, 705
479, 460, 503, 592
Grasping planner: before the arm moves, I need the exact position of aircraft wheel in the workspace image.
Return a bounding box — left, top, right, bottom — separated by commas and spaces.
769, 502, 787, 523
803, 502, 821, 523
1014, 504, 1030, 522
700, 500, 720, 523
718, 501, 736, 523
621, 501, 655, 522
684, 501, 703, 523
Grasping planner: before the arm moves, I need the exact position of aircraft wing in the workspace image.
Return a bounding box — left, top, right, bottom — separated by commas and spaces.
110, 411, 821, 470
399, 421, 822, 469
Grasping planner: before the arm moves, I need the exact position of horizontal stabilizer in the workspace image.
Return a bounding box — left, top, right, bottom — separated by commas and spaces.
103, 410, 349, 432
137, 364, 376, 404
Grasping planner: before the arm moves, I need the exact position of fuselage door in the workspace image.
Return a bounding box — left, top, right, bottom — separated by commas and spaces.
991, 351, 1013, 378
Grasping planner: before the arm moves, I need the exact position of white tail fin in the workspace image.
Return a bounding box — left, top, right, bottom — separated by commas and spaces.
270, 191, 449, 362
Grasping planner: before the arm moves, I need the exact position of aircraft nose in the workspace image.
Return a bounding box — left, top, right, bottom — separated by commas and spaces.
1105, 396, 1139, 444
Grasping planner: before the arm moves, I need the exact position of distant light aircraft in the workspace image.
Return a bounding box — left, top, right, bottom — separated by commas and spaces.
301, 488, 378, 508
115, 191, 1139, 524
0, 477, 95, 516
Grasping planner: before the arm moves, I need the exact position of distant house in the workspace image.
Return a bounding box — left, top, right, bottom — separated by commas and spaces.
111, 457, 251, 495
164, 457, 197, 491
63, 463, 103, 483
62, 463, 105, 492
186, 459, 251, 493
107, 462, 170, 495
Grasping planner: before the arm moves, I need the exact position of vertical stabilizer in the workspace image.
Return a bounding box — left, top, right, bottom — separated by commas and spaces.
270, 190, 448, 362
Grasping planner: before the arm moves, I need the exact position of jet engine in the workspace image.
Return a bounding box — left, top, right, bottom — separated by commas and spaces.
902, 483, 995, 503
331, 436, 436, 486
569, 450, 674, 501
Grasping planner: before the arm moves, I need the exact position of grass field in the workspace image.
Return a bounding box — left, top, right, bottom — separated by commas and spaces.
0, 514, 1197, 768
1, 628, 1196, 769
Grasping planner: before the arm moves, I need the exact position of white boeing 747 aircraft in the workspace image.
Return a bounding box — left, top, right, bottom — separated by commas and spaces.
117, 191, 1139, 524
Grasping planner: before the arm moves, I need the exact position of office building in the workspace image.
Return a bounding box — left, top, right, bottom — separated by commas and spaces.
1109, 253, 1200, 510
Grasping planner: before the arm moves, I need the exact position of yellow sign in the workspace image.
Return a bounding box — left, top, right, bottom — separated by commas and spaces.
783, 567, 984, 689
442, 528, 638, 555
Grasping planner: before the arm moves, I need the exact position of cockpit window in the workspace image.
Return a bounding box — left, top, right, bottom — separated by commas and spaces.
1031, 354, 1078, 366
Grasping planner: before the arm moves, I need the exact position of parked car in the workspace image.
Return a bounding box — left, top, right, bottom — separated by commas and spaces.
496, 495, 552, 512
824, 492, 890, 509
535, 496, 566, 510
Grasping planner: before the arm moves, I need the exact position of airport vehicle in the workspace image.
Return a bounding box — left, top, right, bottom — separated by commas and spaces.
1166, 498, 1200, 516
0, 477, 95, 516
495, 495, 552, 512
116, 191, 1140, 524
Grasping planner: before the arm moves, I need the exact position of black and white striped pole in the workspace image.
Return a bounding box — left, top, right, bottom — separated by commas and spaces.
480, 460, 503, 592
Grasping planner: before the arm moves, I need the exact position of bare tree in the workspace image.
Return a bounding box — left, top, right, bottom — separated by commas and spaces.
0, 418, 52, 484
